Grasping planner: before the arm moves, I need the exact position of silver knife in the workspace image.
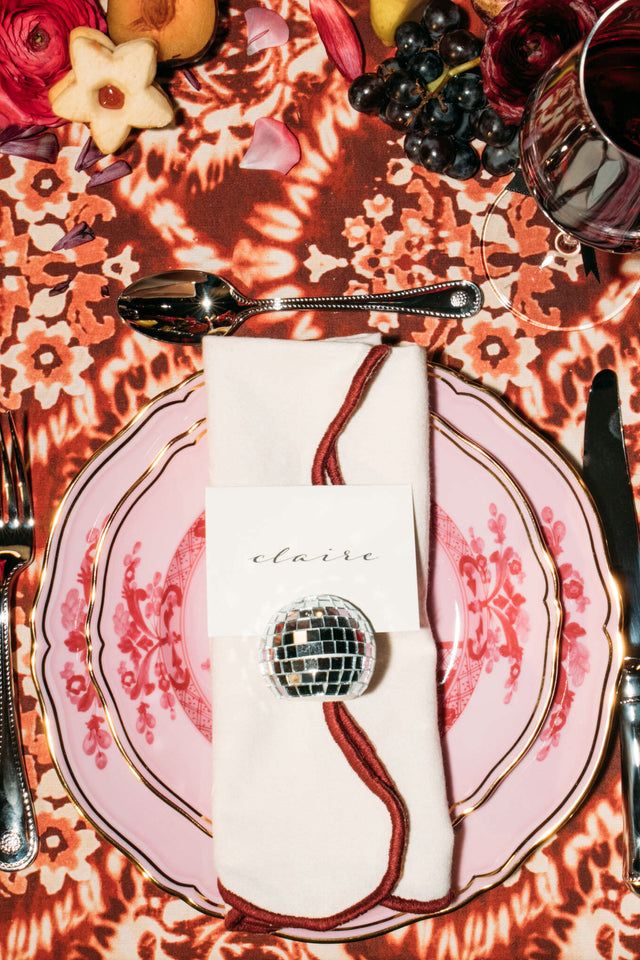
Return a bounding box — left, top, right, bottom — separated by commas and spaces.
583, 369, 640, 893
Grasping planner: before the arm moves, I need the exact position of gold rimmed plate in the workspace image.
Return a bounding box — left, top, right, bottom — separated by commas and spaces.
31, 366, 621, 941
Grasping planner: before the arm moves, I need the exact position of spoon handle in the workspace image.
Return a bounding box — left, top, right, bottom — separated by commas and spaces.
250, 280, 483, 322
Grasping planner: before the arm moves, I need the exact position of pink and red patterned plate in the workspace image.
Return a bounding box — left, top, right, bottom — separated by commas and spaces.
31, 366, 622, 941
83, 409, 560, 832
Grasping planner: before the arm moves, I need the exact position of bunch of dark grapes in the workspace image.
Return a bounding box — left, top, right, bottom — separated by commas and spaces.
348, 0, 520, 181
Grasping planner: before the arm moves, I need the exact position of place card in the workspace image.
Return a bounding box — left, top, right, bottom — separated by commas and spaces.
205, 485, 421, 636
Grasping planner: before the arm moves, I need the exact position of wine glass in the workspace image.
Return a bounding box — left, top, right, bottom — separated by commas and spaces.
481, 0, 640, 330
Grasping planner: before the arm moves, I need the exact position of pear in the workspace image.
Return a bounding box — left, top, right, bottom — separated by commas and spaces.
370, 0, 426, 45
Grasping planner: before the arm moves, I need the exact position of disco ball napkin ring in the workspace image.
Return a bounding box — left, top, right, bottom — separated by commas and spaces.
259, 595, 376, 700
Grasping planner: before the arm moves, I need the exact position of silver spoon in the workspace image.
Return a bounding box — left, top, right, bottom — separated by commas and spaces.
117, 270, 484, 344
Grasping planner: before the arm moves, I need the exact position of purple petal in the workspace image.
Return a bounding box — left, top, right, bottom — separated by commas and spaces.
245, 7, 289, 55
0, 124, 49, 145
18, 125, 49, 139
52, 221, 95, 252
0, 125, 28, 146
0, 131, 59, 163
181, 68, 201, 90
49, 277, 73, 296
87, 160, 132, 188
240, 118, 300, 174
76, 137, 104, 172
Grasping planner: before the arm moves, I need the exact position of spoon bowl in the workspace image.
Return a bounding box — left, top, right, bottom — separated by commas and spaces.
117, 269, 484, 344
117, 271, 250, 343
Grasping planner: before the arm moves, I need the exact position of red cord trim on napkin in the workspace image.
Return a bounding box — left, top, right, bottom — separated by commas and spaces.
381, 891, 453, 912
221, 344, 426, 934
311, 343, 391, 485
220, 701, 407, 933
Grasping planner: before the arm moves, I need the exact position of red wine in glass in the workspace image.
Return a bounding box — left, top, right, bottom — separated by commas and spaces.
480, 0, 640, 330
520, 0, 640, 252
584, 39, 640, 157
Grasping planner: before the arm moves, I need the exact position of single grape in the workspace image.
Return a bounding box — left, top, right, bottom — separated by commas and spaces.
395, 21, 429, 60
409, 50, 444, 85
412, 107, 436, 135
384, 99, 419, 130
444, 73, 486, 112
378, 57, 404, 81
439, 29, 482, 66
404, 129, 425, 161
469, 108, 485, 139
419, 134, 456, 172
475, 107, 517, 146
422, 0, 462, 39
482, 134, 520, 175
348, 74, 388, 115
386, 72, 423, 107
452, 110, 474, 141
447, 142, 480, 179
421, 97, 461, 132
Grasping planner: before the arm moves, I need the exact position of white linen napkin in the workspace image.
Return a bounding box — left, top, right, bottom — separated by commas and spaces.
205, 335, 453, 932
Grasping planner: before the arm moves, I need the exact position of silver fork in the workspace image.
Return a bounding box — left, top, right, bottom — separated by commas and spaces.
0, 414, 37, 870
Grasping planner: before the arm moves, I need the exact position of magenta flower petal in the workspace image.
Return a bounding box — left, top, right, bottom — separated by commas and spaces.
0, 124, 46, 145
309, 0, 364, 81
75, 136, 103, 171
87, 160, 132, 188
181, 67, 201, 90
0, 129, 59, 162
51, 221, 95, 251
240, 118, 300, 174
49, 277, 73, 295
245, 7, 289, 55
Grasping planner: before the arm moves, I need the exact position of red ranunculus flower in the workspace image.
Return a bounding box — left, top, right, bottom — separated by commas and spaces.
481, 0, 598, 123
0, 0, 106, 128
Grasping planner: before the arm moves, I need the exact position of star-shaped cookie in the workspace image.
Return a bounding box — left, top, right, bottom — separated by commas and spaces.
49, 28, 174, 155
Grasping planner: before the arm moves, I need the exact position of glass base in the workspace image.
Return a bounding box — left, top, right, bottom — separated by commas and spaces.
481, 188, 640, 331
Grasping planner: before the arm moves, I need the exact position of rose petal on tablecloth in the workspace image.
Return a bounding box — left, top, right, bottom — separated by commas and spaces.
240, 118, 300, 174
245, 8, 289, 55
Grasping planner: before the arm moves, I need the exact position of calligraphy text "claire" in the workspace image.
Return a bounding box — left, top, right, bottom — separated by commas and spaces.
250, 547, 378, 564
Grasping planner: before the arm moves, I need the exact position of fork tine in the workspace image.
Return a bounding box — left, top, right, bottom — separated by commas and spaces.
7, 413, 31, 524
0, 417, 17, 524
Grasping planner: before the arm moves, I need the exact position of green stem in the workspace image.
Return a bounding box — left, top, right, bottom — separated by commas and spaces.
449, 55, 482, 77
424, 55, 482, 100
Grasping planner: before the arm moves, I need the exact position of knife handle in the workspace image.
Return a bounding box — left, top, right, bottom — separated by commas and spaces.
619, 664, 640, 891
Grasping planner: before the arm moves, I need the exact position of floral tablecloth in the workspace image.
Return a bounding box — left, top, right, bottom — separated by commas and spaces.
1, 1, 639, 957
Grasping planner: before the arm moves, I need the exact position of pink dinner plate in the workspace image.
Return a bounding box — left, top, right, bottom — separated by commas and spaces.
83, 410, 560, 831
31, 366, 621, 942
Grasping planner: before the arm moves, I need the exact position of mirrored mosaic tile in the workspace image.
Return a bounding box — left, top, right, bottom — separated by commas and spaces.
259, 595, 376, 700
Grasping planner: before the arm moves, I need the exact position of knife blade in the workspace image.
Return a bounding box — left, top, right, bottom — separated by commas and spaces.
583, 368, 640, 893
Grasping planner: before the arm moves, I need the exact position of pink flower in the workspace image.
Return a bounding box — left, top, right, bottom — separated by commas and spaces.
0, 0, 106, 128
481, 0, 598, 123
